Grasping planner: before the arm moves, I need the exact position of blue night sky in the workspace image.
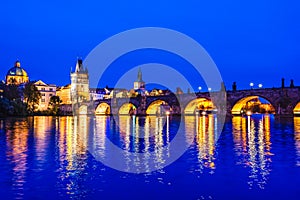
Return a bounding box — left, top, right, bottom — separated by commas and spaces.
0, 0, 299, 91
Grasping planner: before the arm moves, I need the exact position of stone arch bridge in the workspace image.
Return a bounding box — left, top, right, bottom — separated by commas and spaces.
76, 87, 300, 116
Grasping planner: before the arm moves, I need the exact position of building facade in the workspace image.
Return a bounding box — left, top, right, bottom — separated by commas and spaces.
34, 80, 56, 111
56, 84, 72, 104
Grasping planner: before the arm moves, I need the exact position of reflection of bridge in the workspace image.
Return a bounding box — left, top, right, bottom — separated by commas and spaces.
79, 87, 300, 116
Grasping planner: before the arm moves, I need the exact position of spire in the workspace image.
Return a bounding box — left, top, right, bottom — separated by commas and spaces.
137, 67, 143, 82
75, 59, 83, 72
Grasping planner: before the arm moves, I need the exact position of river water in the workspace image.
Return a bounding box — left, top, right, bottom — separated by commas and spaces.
0, 115, 299, 199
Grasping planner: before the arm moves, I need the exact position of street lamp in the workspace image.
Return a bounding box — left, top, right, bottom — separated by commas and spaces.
208, 87, 212, 92
198, 86, 202, 92
250, 82, 254, 89
258, 84, 263, 88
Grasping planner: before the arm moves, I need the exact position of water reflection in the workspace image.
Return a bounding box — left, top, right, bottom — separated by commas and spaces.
94, 116, 170, 173
87, 115, 219, 172
232, 115, 273, 189
294, 117, 300, 166
56, 116, 90, 197
1, 114, 300, 198
33, 116, 52, 166
186, 115, 218, 172
5, 118, 31, 199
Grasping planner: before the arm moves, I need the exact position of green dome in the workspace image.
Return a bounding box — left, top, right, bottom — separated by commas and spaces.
7, 66, 28, 77
6, 61, 28, 77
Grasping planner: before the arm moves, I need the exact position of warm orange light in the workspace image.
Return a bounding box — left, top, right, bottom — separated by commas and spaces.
246, 111, 252, 116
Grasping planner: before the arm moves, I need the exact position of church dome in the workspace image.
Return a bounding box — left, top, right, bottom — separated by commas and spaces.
6, 61, 29, 85
7, 65, 28, 77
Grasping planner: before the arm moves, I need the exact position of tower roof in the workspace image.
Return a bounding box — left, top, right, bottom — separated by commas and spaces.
75, 59, 84, 72
136, 67, 144, 82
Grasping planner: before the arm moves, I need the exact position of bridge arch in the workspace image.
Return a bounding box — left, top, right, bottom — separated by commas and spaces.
78, 105, 88, 115
95, 102, 111, 115
231, 96, 275, 115
293, 101, 300, 115
119, 103, 137, 115
184, 98, 214, 115
146, 100, 170, 115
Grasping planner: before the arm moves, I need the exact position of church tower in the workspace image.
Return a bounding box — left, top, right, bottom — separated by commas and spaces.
70, 59, 90, 104
133, 68, 145, 90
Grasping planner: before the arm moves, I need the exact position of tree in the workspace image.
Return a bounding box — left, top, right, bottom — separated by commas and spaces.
48, 95, 62, 115
3, 84, 20, 101
24, 82, 41, 114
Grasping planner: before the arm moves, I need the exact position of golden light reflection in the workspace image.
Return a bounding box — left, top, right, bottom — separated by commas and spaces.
185, 115, 216, 170
233, 115, 273, 189
5, 119, 31, 198
108, 115, 169, 172
58, 116, 89, 170
33, 116, 52, 163
54, 116, 90, 194
154, 117, 165, 169
294, 117, 300, 166
94, 116, 108, 159
232, 116, 247, 154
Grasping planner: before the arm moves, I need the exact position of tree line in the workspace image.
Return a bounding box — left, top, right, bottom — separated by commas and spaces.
0, 82, 62, 116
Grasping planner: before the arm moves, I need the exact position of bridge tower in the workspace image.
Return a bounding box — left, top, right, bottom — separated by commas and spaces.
133, 68, 145, 90
70, 59, 93, 115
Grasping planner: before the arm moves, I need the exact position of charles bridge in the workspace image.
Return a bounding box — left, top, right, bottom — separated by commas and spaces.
71, 86, 300, 117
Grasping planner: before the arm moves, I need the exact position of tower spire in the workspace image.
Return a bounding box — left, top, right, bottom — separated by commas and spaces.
137, 67, 143, 82
133, 68, 145, 90
75, 58, 83, 72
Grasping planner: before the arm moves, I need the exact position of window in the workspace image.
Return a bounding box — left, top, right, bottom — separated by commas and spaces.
49, 88, 53, 91
42, 93, 45, 96
41, 99, 45, 102
41, 88, 45, 91
50, 94, 53, 97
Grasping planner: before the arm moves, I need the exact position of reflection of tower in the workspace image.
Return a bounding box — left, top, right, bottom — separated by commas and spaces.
133, 68, 145, 90
70, 59, 92, 115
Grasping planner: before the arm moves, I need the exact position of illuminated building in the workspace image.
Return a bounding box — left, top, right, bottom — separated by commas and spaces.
89, 88, 105, 100
70, 59, 93, 115
33, 80, 56, 111
56, 84, 72, 104
6, 61, 29, 85
70, 59, 90, 103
